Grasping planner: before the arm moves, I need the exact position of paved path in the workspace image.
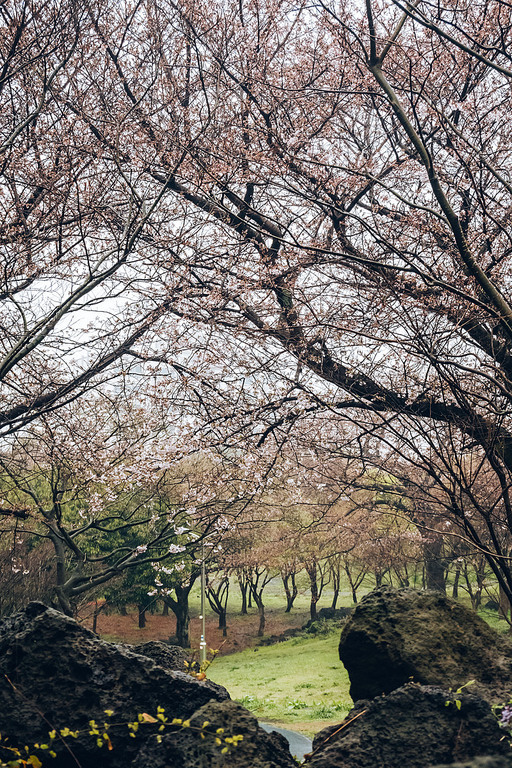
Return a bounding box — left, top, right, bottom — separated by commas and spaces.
260, 722, 313, 761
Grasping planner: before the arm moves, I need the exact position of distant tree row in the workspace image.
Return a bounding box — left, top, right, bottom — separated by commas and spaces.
1, 400, 506, 645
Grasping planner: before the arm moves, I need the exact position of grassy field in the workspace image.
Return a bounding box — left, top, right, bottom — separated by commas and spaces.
196, 574, 356, 736
207, 624, 351, 737
92, 569, 511, 739
201, 578, 510, 736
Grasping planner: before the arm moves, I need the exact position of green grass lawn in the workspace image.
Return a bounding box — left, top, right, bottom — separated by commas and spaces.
203, 579, 511, 738
207, 626, 352, 736
98, 566, 512, 739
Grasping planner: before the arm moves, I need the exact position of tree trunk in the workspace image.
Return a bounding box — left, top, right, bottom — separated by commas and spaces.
282, 572, 298, 612
423, 536, 446, 593
396, 564, 409, 587
257, 602, 265, 636
250, 588, 266, 637
50, 531, 75, 617
255, 598, 265, 636
54, 589, 74, 617
175, 604, 190, 647
138, 604, 146, 628
206, 576, 229, 638
329, 560, 341, 609
452, 566, 460, 599
307, 563, 319, 621
237, 574, 248, 615
344, 563, 359, 603
165, 581, 196, 648
425, 557, 446, 592
499, 583, 511, 622
92, 600, 106, 634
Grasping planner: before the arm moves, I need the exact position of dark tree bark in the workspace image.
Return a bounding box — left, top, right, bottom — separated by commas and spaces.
452, 566, 461, 599
282, 571, 298, 612
423, 535, 447, 594
499, 583, 511, 623
164, 573, 199, 648
206, 574, 229, 637
307, 562, 319, 621
305, 558, 330, 621
245, 567, 275, 637
252, 589, 266, 637
329, 558, 342, 610
343, 559, 367, 604
92, 600, 107, 634
237, 571, 249, 614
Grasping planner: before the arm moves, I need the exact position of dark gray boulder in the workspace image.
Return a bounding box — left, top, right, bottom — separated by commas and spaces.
131, 699, 298, 768
307, 683, 511, 768
129, 640, 188, 672
431, 759, 512, 768
314, 607, 352, 622
339, 586, 512, 702
0, 602, 228, 768
0, 603, 297, 768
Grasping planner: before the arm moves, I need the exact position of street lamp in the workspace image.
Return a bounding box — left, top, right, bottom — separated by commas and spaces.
199, 539, 206, 665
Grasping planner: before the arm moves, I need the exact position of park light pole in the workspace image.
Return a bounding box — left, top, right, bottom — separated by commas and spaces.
200, 539, 207, 665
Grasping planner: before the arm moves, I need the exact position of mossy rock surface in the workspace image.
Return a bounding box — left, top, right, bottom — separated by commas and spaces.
339, 586, 512, 702
129, 640, 188, 672
132, 700, 297, 768
0, 602, 228, 768
432, 759, 512, 768
308, 683, 510, 768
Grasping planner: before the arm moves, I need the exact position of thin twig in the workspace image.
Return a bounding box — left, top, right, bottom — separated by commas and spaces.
302, 708, 367, 763
4, 675, 83, 768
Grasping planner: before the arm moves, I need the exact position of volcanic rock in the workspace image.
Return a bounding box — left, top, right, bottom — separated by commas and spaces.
431, 759, 512, 768
339, 586, 512, 702
132, 699, 298, 768
307, 683, 510, 768
129, 640, 188, 672
0, 602, 228, 768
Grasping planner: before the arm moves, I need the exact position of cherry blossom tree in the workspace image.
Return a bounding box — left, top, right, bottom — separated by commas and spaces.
0, 390, 234, 616
3, 0, 512, 604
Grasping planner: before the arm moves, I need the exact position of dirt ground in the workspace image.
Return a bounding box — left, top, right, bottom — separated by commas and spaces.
79, 604, 310, 654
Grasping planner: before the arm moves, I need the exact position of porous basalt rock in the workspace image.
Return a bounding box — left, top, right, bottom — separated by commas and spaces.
431, 759, 512, 768
0, 602, 229, 768
307, 684, 510, 768
132, 699, 298, 768
129, 640, 188, 672
339, 586, 512, 702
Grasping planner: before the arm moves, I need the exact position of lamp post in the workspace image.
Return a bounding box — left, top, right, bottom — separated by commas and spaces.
200, 539, 206, 665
